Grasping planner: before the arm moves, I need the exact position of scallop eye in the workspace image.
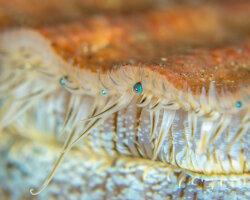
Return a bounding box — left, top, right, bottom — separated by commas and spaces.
101, 89, 107, 96
59, 76, 68, 87
133, 82, 143, 94
235, 101, 242, 109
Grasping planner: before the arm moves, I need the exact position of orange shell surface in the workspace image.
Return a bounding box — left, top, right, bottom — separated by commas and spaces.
1, 0, 250, 92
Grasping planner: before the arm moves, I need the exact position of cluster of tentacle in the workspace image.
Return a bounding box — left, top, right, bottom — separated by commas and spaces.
0, 30, 249, 195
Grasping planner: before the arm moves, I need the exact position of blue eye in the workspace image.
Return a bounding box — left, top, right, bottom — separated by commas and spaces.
235, 101, 242, 109
101, 90, 107, 96
59, 76, 68, 87
133, 82, 143, 94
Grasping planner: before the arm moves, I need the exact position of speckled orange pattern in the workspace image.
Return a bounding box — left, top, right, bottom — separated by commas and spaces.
34, 6, 250, 92
1, 1, 250, 92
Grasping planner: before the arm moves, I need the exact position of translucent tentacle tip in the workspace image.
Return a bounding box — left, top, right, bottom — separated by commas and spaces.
59, 76, 68, 87
133, 82, 143, 94
235, 101, 242, 109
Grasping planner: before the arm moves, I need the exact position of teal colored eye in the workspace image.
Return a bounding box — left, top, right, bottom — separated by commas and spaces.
235, 101, 242, 109
59, 76, 68, 87
133, 82, 143, 94
101, 90, 107, 96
